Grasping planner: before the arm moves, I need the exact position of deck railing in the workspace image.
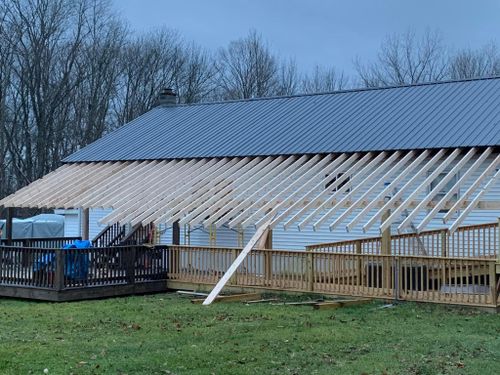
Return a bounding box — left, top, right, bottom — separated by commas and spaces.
166, 245, 499, 307
0, 237, 81, 248
92, 223, 126, 247
0, 244, 168, 291
305, 222, 499, 258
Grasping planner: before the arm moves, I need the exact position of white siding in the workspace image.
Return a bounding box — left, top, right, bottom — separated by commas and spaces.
89, 208, 113, 240
54, 209, 81, 237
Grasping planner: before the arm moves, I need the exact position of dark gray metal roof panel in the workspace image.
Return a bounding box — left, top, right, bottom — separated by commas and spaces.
64, 77, 500, 162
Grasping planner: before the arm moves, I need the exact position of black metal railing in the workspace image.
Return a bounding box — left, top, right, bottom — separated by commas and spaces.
0, 244, 168, 290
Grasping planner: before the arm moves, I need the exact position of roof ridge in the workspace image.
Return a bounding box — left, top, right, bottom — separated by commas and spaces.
171, 75, 500, 108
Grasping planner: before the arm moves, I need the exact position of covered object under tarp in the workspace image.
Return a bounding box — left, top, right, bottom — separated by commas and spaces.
0, 214, 64, 239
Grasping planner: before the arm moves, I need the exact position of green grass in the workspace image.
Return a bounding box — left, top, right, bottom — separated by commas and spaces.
0, 294, 498, 375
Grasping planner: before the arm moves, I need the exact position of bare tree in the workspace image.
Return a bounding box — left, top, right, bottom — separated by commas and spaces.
355, 29, 448, 87
113, 28, 185, 124
275, 58, 299, 96
216, 30, 279, 99
449, 42, 500, 79
301, 65, 347, 93
175, 43, 217, 104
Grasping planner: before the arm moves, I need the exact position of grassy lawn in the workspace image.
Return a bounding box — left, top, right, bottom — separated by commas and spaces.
0, 293, 498, 375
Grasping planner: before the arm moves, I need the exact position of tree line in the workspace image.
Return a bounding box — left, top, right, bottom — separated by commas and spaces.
0, 0, 499, 200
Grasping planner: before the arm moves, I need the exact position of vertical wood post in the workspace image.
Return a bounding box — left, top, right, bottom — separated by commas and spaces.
81, 208, 90, 240
54, 249, 65, 291
441, 230, 448, 288
307, 250, 314, 292
488, 261, 497, 305
5, 207, 14, 245
171, 220, 180, 278
230, 249, 239, 285
172, 220, 180, 245
355, 240, 362, 286
381, 209, 392, 292
263, 229, 273, 285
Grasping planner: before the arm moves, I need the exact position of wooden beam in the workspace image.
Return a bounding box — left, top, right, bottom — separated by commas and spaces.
417, 147, 492, 232
100, 159, 199, 224
394, 147, 474, 232
206, 155, 299, 228
361, 149, 434, 233
202, 220, 271, 305
240, 154, 332, 228
129, 157, 235, 226
380, 148, 460, 233
181, 156, 284, 227
345, 151, 417, 232
313, 299, 372, 310
18, 163, 91, 208
165, 157, 266, 226
313, 152, 388, 231
226, 155, 310, 228
449, 168, 500, 233
265, 154, 348, 229
102, 159, 200, 224
329, 151, 403, 230
5, 207, 14, 245
145, 157, 253, 226
192, 292, 260, 304
299, 152, 374, 230
282, 153, 360, 230
90, 160, 174, 208
0, 164, 71, 207
40, 162, 118, 208
444, 153, 500, 223
73, 161, 143, 207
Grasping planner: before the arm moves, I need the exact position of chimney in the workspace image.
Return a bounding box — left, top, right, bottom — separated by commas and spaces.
157, 88, 177, 106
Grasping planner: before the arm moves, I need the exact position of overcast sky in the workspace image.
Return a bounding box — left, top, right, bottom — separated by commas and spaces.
113, 0, 500, 77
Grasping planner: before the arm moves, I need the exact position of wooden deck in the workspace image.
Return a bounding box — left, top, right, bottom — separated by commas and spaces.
0, 222, 499, 307
0, 244, 169, 301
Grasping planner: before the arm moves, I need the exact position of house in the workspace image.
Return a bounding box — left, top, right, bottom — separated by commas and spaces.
1, 77, 499, 250
1, 77, 499, 306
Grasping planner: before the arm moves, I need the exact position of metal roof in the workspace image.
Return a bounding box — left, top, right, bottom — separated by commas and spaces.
64, 77, 500, 162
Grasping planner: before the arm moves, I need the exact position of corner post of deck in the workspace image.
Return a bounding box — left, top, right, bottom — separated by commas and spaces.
54, 249, 65, 291
81, 208, 90, 240
381, 209, 392, 293
171, 220, 181, 277
5, 207, 14, 246
172, 220, 180, 245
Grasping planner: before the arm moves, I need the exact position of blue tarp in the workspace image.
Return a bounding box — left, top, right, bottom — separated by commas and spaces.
33, 240, 91, 280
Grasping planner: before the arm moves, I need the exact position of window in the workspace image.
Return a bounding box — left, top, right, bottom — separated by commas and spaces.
325, 172, 351, 193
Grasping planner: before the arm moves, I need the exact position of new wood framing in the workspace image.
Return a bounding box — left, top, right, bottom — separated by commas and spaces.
1, 148, 499, 235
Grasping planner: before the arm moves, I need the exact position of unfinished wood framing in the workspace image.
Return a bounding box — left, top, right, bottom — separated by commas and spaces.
0, 147, 498, 235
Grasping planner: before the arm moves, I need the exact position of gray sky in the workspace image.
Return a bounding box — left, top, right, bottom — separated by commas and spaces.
113, 0, 500, 77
